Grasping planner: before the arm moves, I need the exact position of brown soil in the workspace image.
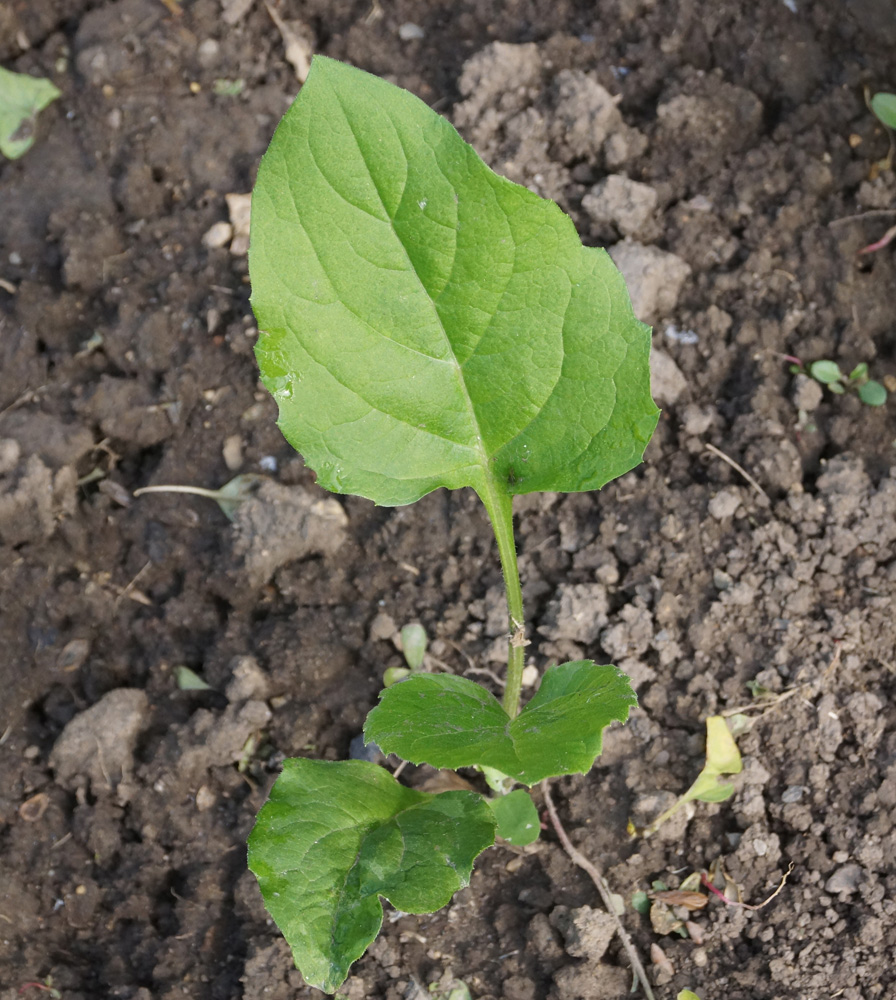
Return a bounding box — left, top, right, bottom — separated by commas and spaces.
2, 2, 896, 999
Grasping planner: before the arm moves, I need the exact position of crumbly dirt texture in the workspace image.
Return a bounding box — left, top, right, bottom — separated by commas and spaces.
2, 2, 895, 999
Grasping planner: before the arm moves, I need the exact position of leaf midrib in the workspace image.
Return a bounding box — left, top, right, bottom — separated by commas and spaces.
326, 84, 500, 490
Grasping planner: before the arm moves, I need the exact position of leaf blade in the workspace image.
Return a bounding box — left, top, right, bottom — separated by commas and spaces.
364, 661, 637, 785
488, 788, 540, 845
871, 91, 896, 131
0, 66, 60, 159
250, 56, 658, 507
248, 758, 495, 993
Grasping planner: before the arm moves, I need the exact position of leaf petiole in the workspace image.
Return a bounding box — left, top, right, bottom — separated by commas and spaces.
477, 482, 525, 718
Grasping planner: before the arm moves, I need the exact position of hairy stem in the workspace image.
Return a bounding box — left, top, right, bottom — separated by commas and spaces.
478, 482, 525, 718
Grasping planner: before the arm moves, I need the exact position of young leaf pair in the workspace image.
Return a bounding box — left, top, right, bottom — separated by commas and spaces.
246, 56, 658, 993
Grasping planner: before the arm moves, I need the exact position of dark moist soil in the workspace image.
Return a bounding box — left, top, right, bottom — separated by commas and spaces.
2, 2, 896, 999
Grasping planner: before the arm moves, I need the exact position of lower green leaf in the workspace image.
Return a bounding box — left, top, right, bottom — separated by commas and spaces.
248, 758, 496, 993
364, 660, 637, 785
488, 788, 540, 845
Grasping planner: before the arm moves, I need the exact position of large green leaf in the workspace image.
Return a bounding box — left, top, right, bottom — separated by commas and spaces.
364, 661, 637, 785
248, 758, 495, 993
250, 56, 658, 508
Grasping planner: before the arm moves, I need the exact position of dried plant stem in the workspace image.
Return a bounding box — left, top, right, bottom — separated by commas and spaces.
701, 863, 794, 911
542, 784, 656, 1000
704, 442, 769, 502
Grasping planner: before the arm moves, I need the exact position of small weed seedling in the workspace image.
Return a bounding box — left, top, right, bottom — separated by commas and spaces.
787, 356, 888, 407
246, 57, 658, 993
870, 90, 896, 170
638, 716, 742, 838
0, 65, 60, 159
855, 90, 896, 252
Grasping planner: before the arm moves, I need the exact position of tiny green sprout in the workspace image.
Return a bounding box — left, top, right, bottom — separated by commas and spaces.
631, 890, 651, 914
677, 991, 702, 1000
175, 666, 213, 691
789, 357, 888, 408
859, 92, 896, 247
244, 56, 657, 992
382, 665, 410, 688
133, 473, 262, 519
641, 716, 743, 837
0, 65, 60, 159
399, 622, 428, 671
871, 91, 896, 132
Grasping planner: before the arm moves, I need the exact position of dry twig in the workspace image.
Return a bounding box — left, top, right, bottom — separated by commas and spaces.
704, 442, 769, 503
543, 784, 656, 1000
701, 862, 794, 911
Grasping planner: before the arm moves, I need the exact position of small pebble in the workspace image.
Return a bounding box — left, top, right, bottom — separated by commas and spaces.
19, 792, 49, 822
782, 784, 807, 803
398, 22, 425, 40
520, 664, 539, 688
223, 434, 243, 471
202, 221, 233, 249
708, 489, 741, 520
369, 612, 397, 642
825, 864, 864, 894
195, 785, 216, 811
350, 734, 384, 763
792, 373, 823, 412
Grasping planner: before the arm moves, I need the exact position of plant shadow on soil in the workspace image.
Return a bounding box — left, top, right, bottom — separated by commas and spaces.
1, 2, 896, 999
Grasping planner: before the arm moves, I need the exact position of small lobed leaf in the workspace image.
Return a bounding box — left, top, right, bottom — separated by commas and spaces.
250, 56, 658, 509
364, 661, 637, 785
248, 758, 495, 993
488, 788, 540, 845
871, 91, 896, 131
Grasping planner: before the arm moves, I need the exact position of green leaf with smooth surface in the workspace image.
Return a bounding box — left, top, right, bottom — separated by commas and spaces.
175, 666, 212, 690
641, 716, 742, 836
248, 758, 495, 993
488, 788, 540, 845
683, 715, 742, 805
400, 622, 428, 670
858, 380, 887, 407
0, 66, 60, 159
250, 56, 658, 508
871, 92, 896, 130
364, 661, 637, 785
809, 360, 843, 385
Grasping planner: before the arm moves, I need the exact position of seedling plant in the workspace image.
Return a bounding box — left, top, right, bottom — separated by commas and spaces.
855, 90, 896, 253
246, 57, 658, 993
786, 356, 888, 407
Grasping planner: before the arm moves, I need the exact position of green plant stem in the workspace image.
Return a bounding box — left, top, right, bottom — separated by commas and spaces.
479, 482, 525, 718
